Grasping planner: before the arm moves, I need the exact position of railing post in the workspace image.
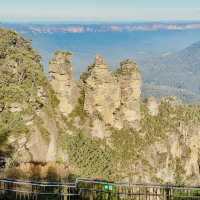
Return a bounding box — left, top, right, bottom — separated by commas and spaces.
165, 184, 171, 200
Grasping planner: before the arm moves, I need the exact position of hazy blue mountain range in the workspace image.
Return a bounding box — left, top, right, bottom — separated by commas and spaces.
142, 41, 200, 102
1, 21, 200, 33
1, 22, 200, 102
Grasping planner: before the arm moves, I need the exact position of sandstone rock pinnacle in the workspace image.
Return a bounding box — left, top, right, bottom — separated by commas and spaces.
116, 59, 142, 129
82, 55, 121, 127
49, 51, 79, 116
81, 56, 142, 130
94, 55, 106, 65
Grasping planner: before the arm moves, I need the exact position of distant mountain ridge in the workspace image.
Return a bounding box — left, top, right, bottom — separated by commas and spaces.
1, 21, 200, 33
142, 40, 200, 102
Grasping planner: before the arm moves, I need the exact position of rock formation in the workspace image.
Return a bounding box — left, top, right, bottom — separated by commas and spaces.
0, 29, 67, 165
115, 59, 142, 129
81, 56, 142, 130
81, 55, 121, 127
49, 51, 79, 116
2, 28, 200, 185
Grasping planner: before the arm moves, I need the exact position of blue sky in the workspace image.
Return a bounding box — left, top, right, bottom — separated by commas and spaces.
0, 0, 200, 21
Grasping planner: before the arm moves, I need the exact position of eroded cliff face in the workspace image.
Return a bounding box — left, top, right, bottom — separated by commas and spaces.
2, 29, 200, 185
143, 124, 200, 184
0, 29, 67, 165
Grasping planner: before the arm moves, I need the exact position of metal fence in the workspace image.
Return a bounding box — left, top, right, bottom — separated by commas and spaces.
0, 178, 200, 200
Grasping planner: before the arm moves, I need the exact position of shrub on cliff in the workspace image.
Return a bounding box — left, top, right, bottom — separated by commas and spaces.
0, 29, 58, 154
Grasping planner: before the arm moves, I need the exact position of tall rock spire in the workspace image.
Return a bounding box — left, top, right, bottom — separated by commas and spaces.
81, 55, 121, 127
116, 59, 142, 129
49, 51, 79, 116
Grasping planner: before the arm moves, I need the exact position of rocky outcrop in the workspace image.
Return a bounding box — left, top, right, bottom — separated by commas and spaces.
49, 51, 79, 116
0, 29, 68, 166
137, 124, 200, 185
81, 55, 121, 127
115, 59, 142, 129
81, 56, 142, 130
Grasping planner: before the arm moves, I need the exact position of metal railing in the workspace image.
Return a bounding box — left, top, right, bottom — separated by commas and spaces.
0, 178, 200, 200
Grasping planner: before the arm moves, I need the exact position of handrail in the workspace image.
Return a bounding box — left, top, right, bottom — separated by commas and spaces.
0, 178, 200, 194
0, 178, 200, 199
76, 178, 200, 189
0, 178, 104, 189
0, 179, 76, 187
0, 178, 200, 189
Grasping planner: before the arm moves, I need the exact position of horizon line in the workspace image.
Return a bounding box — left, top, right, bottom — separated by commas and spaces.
1, 19, 200, 24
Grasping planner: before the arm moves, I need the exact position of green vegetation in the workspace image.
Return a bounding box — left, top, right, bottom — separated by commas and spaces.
173, 189, 200, 200
0, 29, 58, 154
141, 99, 200, 144
63, 98, 200, 181
174, 158, 185, 185
66, 132, 114, 179
68, 90, 87, 122
109, 127, 144, 179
